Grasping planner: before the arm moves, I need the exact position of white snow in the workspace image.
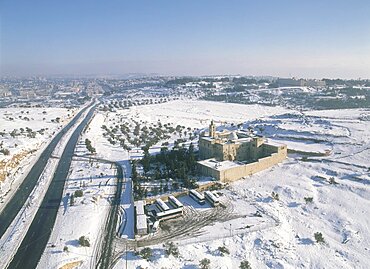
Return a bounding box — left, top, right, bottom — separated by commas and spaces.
25, 99, 370, 269
0, 107, 79, 206
108, 101, 370, 269
0, 106, 90, 269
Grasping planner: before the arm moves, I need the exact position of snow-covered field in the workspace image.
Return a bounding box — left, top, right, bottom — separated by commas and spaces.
37, 114, 121, 269
0, 106, 89, 269
30, 100, 369, 269
0, 107, 78, 204
0, 107, 75, 159
109, 101, 369, 269
124, 100, 290, 128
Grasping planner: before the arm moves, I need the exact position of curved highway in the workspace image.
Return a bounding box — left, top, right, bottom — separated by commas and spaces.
6, 104, 97, 269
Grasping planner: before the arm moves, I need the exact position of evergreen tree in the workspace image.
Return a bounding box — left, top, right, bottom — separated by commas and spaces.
199, 258, 211, 269
240, 260, 252, 269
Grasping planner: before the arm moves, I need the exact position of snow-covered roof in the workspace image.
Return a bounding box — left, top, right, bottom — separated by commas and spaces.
135, 200, 146, 215
198, 158, 241, 171
136, 214, 147, 231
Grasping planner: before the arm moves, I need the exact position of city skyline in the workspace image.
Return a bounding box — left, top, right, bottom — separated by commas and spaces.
1, 0, 370, 78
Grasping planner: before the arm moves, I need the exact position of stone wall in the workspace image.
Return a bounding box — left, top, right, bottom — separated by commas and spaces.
198, 145, 287, 183
218, 151, 286, 182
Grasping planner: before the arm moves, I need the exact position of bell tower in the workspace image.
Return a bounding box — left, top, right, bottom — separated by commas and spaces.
209, 120, 216, 138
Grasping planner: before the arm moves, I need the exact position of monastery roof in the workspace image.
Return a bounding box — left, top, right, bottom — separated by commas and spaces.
200, 136, 252, 144
198, 158, 242, 171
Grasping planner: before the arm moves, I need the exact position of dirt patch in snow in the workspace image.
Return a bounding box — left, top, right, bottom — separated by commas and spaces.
58, 260, 82, 269
0, 150, 31, 182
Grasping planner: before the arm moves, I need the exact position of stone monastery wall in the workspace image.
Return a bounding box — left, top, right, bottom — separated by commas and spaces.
218, 151, 286, 183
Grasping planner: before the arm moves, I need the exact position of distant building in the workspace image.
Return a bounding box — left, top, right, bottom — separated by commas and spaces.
277, 78, 305, 87
305, 79, 326, 87
198, 121, 287, 182
277, 78, 326, 87
0, 88, 12, 97
19, 90, 37, 99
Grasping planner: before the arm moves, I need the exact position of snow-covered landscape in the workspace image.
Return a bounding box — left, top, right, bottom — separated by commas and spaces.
0, 106, 79, 205
97, 100, 368, 269
0, 106, 90, 269
2, 2, 370, 268
12, 98, 366, 269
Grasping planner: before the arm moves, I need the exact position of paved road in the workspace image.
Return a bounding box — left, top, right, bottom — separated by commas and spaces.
7, 104, 97, 269
96, 162, 124, 269
0, 105, 90, 238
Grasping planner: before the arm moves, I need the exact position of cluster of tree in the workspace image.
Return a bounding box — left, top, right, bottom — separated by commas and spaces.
132, 144, 198, 199
323, 78, 370, 87
164, 242, 180, 258
233, 77, 270, 85
165, 77, 234, 87
165, 77, 200, 86
100, 98, 169, 112
202, 93, 252, 105
76, 96, 92, 104
8, 129, 18, 138
18, 115, 30, 121
199, 258, 251, 269
141, 143, 197, 180
202, 84, 370, 110
314, 94, 369, 110
135, 247, 152, 261
7, 127, 41, 139
131, 161, 146, 199
102, 118, 195, 151
224, 85, 256, 93
51, 117, 61, 123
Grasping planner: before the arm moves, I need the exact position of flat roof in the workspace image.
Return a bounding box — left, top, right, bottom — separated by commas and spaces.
136, 214, 147, 230
135, 200, 146, 215
198, 158, 241, 171
156, 198, 170, 211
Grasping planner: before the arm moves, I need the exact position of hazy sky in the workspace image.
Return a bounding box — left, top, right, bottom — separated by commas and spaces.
1, 0, 369, 78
